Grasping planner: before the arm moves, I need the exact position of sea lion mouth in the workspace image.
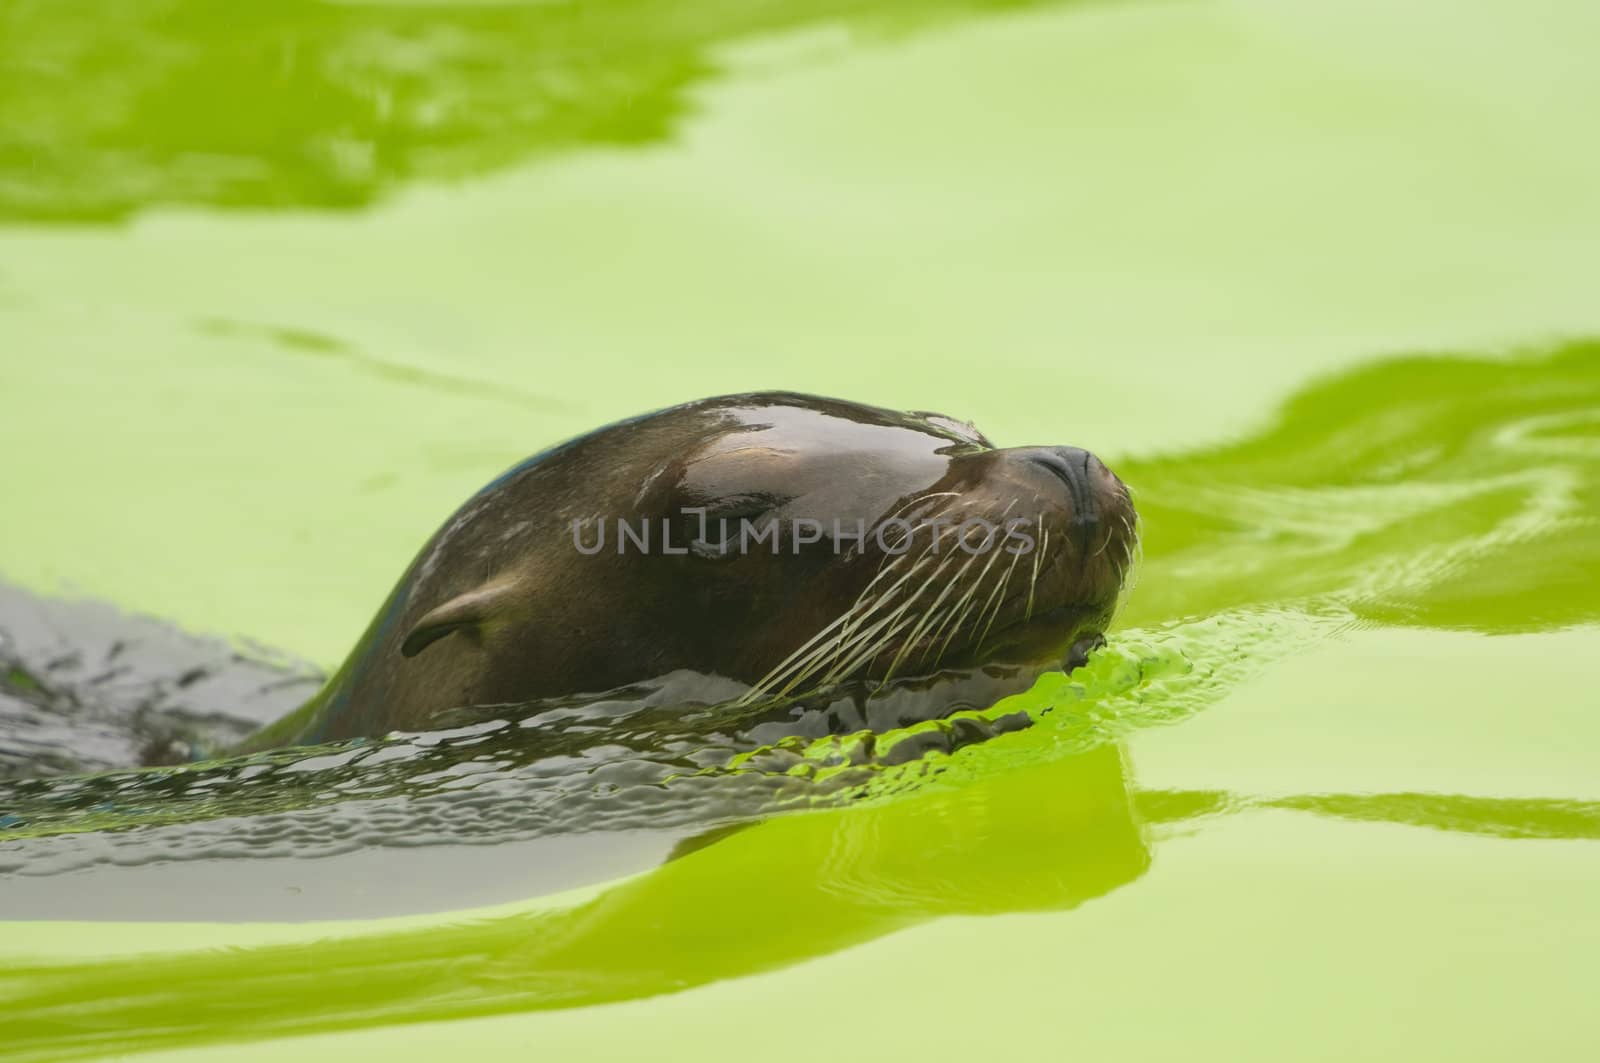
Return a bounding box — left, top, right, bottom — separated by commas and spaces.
908, 602, 1110, 679
983, 623, 1107, 675
1063, 631, 1107, 673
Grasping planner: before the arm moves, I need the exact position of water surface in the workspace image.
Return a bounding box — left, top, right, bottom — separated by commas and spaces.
3, 0, 1599, 1060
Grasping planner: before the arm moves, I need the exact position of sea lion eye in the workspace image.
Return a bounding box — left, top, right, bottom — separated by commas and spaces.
681, 495, 784, 561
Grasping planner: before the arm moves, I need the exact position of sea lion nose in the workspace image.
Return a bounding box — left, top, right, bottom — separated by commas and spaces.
1026, 446, 1105, 545
1029, 446, 1096, 510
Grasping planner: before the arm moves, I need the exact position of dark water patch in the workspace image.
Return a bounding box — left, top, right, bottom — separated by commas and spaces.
0, 0, 1083, 224
0, 664, 1066, 869
0, 582, 319, 780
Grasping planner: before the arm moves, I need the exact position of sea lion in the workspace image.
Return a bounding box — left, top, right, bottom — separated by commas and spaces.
243, 392, 1137, 750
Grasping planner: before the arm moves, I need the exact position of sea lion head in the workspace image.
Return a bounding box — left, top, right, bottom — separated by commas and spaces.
276, 392, 1138, 744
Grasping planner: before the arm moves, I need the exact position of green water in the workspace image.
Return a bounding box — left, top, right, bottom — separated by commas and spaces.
3, 0, 1599, 1059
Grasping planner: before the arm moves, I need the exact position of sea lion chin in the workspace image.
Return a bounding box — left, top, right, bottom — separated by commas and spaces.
242, 392, 1138, 751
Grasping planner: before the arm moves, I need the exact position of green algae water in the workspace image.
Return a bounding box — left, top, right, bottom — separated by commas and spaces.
3, 0, 1600, 1060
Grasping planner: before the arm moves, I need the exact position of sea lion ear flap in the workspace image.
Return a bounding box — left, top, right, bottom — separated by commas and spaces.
400, 579, 521, 658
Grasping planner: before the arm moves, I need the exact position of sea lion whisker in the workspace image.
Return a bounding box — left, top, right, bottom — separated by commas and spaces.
909, 602, 958, 671
876, 547, 990, 684
735, 604, 875, 705
816, 603, 931, 690
811, 547, 948, 679
932, 526, 1011, 654
828, 546, 974, 686
922, 607, 967, 670
748, 522, 974, 702
962, 499, 1022, 653
914, 570, 983, 670
930, 589, 989, 670
760, 547, 960, 700
1090, 519, 1117, 560
1118, 513, 1143, 592
906, 524, 998, 672
973, 544, 1026, 654
901, 543, 1005, 676
737, 549, 931, 704
1025, 520, 1048, 621
843, 491, 962, 562
836, 544, 939, 635
924, 590, 982, 670
828, 533, 978, 682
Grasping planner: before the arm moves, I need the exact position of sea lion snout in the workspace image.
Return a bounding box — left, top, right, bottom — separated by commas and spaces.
1027, 446, 1098, 515
1020, 445, 1125, 545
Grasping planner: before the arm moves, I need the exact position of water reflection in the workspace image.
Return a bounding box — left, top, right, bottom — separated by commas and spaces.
1119, 338, 1600, 634
1, 0, 1066, 223
9, 742, 1598, 1060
